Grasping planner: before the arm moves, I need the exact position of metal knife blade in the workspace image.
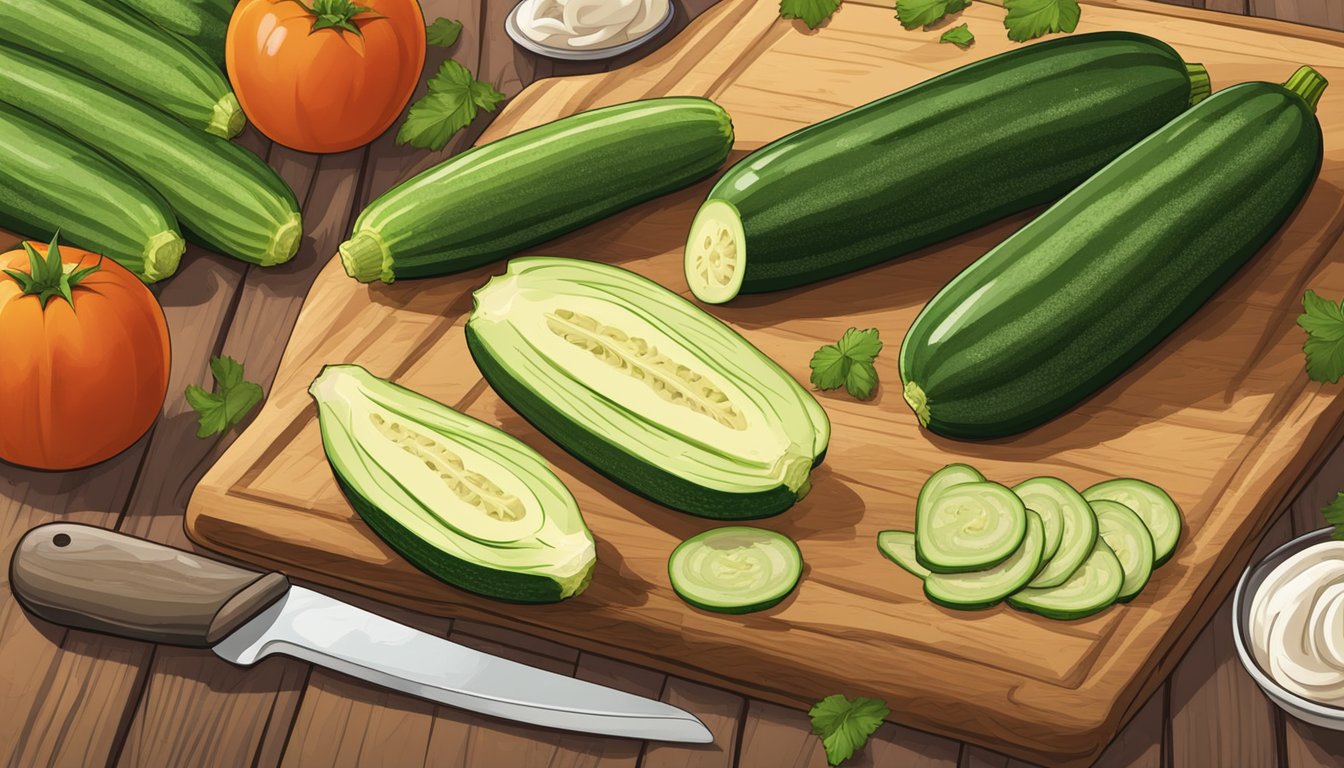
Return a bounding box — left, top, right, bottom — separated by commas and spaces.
213, 586, 712, 743
9, 523, 712, 744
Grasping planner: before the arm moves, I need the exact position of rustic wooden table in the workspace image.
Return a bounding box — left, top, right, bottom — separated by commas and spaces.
3, 1, 1344, 765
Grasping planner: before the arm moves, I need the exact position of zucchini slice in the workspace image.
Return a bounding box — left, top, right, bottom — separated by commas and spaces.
922, 463, 986, 502
1009, 541, 1124, 621
1092, 500, 1155, 602
877, 530, 930, 579
915, 481, 1026, 573
1016, 478, 1097, 588
1082, 478, 1182, 566
669, 527, 802, 614
466, 258, 828, 519
924, 511, 1045, 610
310, 365, 597, 603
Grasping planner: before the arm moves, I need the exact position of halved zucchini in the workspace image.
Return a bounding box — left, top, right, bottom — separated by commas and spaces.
1009, 540, 1124, 621
915, 480, 1027, 573
1083, 478, 1182, 566
1093, 499, 1155, 602
466, 257, 829, 519
669, 526, 802, 613
1017, 478, 1097, 589
924, 511, 1045, 610
310, 365, 596, 603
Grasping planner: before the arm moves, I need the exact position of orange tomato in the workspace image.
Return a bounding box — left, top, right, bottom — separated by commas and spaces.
0, 242, 170, 470
226, 0, 427, 154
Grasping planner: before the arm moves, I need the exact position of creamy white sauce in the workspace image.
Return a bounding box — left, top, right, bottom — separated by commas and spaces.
514, 0, 668, 50
1250, 540, 1344, 706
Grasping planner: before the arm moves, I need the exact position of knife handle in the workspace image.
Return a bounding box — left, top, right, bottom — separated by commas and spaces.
10, 523, 289, 647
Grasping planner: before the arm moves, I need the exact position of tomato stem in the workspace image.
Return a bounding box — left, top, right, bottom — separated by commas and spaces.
289, 0, 385, 37
2, 232, 103, 310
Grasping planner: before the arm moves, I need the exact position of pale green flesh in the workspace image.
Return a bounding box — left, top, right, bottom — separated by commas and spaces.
469, 258, 827, 494
916, 481, 1026, 573
669, 527, 802, 611
1083, 479, 1182, 564
925, 511, 1045, 607
1011, 478, 1066, 564
1009, 541, 1124, 620
877, 530, 931, 579
1092, 499, 1155, 601
923, 464, 986, 502
310, 365, 596, 594
685, 199, 746, 304
1021, 478, 1097, 588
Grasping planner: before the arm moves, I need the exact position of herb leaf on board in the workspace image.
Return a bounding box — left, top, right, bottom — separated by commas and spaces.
426, 17, 463, 48
1003, 0, 1081, 42
1299, 290, 1344, 383
810, 328, 883, 400
398, 60, 505, 151
809, 694, 890, 766
940, 22, 975, 47
780, 0, 842, 29
185, 356, 265, 438
897, 0, 970, 30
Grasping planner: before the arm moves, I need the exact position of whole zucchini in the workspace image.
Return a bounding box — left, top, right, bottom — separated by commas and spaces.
0, 103, 184, 282
0, 0, 244, 138
112, 0, 233, 66
0, 44, 301, 267
340, 97, 734, 283
899, 67, 1327, 439
683, 32, 1211, 303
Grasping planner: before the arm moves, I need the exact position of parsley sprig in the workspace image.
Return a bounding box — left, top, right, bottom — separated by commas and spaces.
810, 328, 883, 400
809, 694, 890, 766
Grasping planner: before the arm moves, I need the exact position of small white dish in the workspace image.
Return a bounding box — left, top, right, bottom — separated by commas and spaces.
1233, 527, 1344, 730
504, 0, 675, 61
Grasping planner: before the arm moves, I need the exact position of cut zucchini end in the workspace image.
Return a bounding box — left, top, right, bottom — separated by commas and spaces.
263, 212, 303, 267
684, 199, 745, 304
141, 230, 186, 283
340, 229, 393, 283
1185, 63, 1211, 106
209, 93, 247, 139
903, 380, 931, 428
1285, 65, 1329, 112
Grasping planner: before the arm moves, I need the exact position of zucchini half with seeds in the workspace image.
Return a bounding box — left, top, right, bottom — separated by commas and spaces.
466, 257, 829, 519
310, 364, 597, 603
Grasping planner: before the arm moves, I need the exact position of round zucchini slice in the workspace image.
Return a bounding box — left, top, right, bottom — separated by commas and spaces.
669, 527, 802, 614
1008, 540, 1124, 621
877, 530, 930, 579
916, 481, 1027, 573
1093, 499, 1155, 602
1082, 478, 1182, 566
1016, 477, 1097, 588
924, 511, 1046, 610
921, 463, 987, 503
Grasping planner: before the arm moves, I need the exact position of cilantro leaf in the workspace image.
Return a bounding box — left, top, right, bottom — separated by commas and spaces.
810, 328, 883, 400
398, 60, 505, 151
896, 0, 969, 30
1324, 492, 1344, 540
809, 694, 890, 766
780, 0, 842, 29
1300, 290, 1344, 383
426, 17, 463, 48
940, 23, 975, 47
1003, 0, 1081, 42
186, 355, 264, 439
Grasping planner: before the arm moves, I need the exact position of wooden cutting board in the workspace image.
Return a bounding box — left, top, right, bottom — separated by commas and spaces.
187, 0, 1344, 764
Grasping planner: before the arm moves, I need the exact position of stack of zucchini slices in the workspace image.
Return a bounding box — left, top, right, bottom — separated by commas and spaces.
879, 465, 1181, 620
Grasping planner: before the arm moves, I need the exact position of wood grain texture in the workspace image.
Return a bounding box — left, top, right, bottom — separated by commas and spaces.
641, 679, 744, 768
184, 1, 1344, 765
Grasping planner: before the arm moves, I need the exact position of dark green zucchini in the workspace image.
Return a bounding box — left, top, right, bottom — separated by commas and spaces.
0, 0, 243, 137
340, 97, 733, 283
0, 44, 301, 267
0, 102, 184, 282
112, 0, 233, 66
683, 32, 1210, 303
899, 67, 1327, 439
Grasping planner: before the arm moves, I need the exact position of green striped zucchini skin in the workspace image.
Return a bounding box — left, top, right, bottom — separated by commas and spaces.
0, 102, 184, 282
0, 0, 243, 138
340, 97, 734, 283
112, 0, 232, 66
685, 32, 1208, 302
0, 44, 301, 267
899, 73, 1326, 440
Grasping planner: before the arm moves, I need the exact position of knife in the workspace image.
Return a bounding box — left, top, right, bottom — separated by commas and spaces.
10, 523, 712, 744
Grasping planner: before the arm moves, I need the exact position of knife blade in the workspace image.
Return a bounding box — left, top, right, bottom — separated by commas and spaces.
10, 523, 712, 744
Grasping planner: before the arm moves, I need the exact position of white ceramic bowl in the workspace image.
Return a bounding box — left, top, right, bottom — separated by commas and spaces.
504, 0, 676, 61
1232, 526, 1344, 730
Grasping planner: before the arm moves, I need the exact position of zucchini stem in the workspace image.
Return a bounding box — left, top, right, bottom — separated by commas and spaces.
142, 230, 186, 283
340, 229, 393, 283
208, 93, 246, 140
903, 380, 930, 428
1285, 65, 1329, 112
1185, 63, 1211, 106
